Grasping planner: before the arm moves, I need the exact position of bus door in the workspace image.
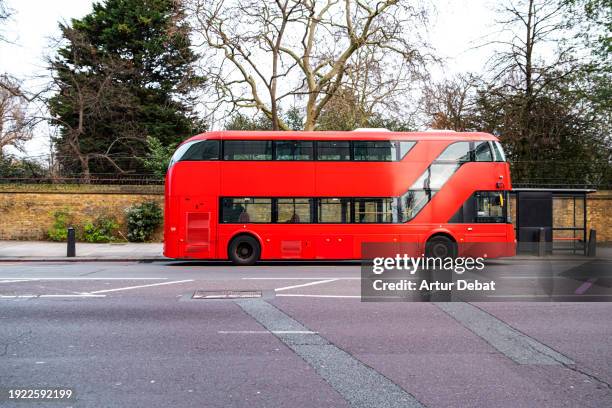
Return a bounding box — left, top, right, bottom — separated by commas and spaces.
462, 191, 509, 257
181, 195, 216, 259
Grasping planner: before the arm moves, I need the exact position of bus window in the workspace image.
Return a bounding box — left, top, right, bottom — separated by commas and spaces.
224, 141, 272, 160
437, 142, 471, 162
474, 141, 493, 161
353, 141, 394, 161
274, 141, 314, 160
179, 140, 220, 161
491, 141, 507, 162
399, 190, 433, 222
412, 164, 459, 190
277, 198, 312, 223
316, 141, 351, 161
221, 198, 272, 223
354, 198, 394, 223
318, 198, 352, 222
474, 192, 506, 223
398, 141, 416, 160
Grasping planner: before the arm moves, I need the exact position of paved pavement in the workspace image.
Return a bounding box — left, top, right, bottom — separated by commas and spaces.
0, 260, 611, 407
0, 241, 164, 261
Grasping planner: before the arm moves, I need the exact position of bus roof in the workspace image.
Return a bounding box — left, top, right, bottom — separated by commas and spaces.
185, 130, 499, 142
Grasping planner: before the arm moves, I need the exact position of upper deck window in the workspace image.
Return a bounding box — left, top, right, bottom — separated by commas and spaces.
275, 141, 314, 160
169, 140, 220, 166
353, 141, 395, 161
224, 140, 272, 160
437, 142, 471, 162
491, 141, 507, 162
474, 141, 493, 161
317, 141, 351, 161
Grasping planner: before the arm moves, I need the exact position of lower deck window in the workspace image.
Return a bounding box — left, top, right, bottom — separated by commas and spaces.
277, 198, 312, 223
221, 198, 272, 223
475, 191, 506, 223
354, 198, 395, 223
318, 198, 352, 223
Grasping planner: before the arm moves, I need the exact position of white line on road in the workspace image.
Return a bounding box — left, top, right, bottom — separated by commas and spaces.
86, 279, 194, 294
243, 277, 359, 280
0, 278, 169, 281
486, 294, 612, 298
0, 279, 37, 283
0, 295, 37, 298
39, 294, 106, 298
275, 279, 339, 292
218, 330, 318, 334
0, 294, 106, 298
275, 294, 361, 298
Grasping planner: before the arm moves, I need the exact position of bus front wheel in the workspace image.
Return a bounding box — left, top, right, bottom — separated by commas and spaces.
228, 235, 261, 265
425, 235, 457, 259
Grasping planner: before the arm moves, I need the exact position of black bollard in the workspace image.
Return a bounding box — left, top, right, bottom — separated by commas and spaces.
587, 229, 597, 257
538, 227, 546, 257
67, 227, 76, 257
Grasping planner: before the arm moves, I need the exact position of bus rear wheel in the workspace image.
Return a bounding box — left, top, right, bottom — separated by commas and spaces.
228, 235, 261, 265
425, 235, 457, 259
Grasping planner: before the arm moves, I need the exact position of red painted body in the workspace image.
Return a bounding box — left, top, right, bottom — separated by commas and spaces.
164, 130, 516, 260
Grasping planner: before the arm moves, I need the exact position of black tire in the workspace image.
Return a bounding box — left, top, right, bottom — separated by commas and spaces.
228, 235, 261, 265
425, 235, 457, 259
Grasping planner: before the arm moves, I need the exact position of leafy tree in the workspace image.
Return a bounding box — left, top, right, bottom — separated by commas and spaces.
48, 0, 205, 179
0, 155, 45, 179
139, 136, 177, 178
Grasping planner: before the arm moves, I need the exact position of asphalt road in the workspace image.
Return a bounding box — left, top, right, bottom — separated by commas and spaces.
0, 259, 611, 407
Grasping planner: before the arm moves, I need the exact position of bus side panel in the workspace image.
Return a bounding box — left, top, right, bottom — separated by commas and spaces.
168, 161, 221, 259
180, 195, 217, 259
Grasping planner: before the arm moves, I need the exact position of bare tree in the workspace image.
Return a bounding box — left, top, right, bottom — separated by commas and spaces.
0, 75, 34, 155
0, 0, 11, 42
48, 28, 142, 181
189, 0, 429, 130
421, 74, 481, 131
486, 0, 578, 122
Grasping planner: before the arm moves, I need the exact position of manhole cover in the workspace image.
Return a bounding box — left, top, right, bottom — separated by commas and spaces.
192, 290, 262, 299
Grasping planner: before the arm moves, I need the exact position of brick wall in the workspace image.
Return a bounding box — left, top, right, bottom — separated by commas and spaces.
588, 191, 612, 243
0, 185, 610, 243
0, 184, 164, 241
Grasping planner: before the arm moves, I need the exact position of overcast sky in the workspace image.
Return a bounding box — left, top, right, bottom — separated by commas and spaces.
0, 0, 502, 158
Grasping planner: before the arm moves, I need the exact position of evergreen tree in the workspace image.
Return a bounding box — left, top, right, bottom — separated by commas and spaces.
48, 0, 205, 178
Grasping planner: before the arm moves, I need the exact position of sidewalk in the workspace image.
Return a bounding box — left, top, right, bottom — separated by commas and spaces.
0, 241, 165, 261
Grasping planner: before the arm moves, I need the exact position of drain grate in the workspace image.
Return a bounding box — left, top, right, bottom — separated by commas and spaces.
192, 290, 262, 299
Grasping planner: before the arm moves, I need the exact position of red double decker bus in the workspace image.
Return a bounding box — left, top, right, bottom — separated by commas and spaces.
164, 129, 515, 264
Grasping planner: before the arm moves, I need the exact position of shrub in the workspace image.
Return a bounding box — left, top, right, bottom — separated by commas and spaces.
47, 209, 72, 241
126, 201, 163, 242
82, 216, 119, 243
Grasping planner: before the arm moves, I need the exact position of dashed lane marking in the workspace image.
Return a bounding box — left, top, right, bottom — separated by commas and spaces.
275, 279, 339, 292
86, 279, 194, 294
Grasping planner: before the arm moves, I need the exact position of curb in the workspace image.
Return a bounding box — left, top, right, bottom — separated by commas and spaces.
0, 257, 168, 263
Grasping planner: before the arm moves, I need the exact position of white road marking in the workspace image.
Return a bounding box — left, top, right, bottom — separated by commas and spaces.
486, 294, 612, 298
0, 295, 37, 298
243, 277, 359, 280
0, 279, 36, 283
86, 279, 194, 294
0, 278, 168, 281
0, 294, 106, 298
275, 294, 361, 298
275, 279, 339, 292
39, 294, 106, 298
218, 330, 318, 334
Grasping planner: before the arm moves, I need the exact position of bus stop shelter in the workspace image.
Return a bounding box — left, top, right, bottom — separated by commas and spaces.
510, 188, 596, 255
